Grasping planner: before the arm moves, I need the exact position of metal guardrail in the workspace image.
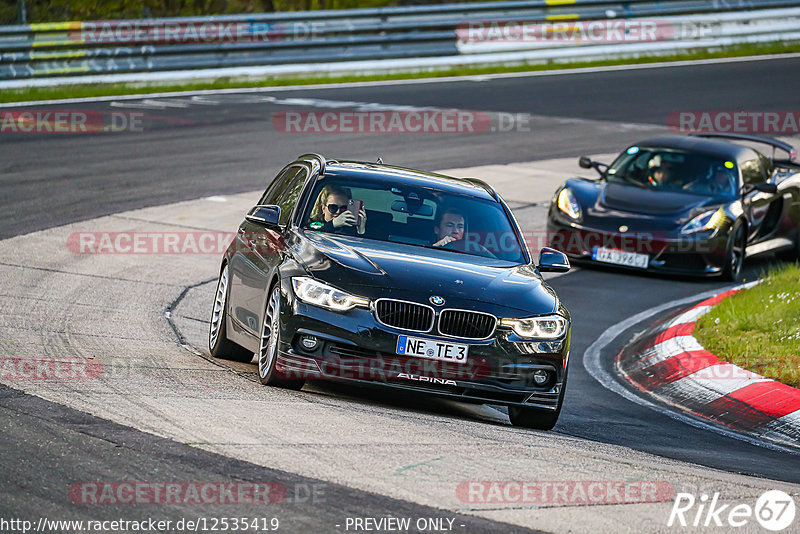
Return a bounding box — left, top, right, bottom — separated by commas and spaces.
0, 0, 799, 81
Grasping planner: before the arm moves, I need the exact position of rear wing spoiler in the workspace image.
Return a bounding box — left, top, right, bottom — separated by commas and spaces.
690, 133, 798, 167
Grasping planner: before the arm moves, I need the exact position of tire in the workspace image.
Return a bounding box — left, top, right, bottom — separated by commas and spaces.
208, 263, 255, 362
258, 284, 305, 390
508, 370, 568, 431
721, 222, 746, 282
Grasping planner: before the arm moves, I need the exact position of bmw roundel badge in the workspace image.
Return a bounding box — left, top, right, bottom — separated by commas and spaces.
429, 295, 445, 306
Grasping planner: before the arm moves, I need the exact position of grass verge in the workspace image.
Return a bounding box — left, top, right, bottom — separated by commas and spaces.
694, 264, 800, 388
2, 41, 800, 104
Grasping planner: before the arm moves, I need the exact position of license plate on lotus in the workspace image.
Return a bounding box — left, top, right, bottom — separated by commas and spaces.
592, 246, 649, 269
396, 335, 468, 363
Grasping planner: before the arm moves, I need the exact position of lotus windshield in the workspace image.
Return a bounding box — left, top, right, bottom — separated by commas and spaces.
607, 148, 739, 199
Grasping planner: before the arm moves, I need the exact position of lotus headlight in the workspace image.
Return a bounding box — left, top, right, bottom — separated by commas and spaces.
680, 208, 726, 235
557, 188, 581, 220
500, 314, 568, 340
291, 277, 369, 312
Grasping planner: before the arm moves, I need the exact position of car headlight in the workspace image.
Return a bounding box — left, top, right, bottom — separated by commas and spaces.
680, 208, 726, 235
557, 188, 581, 220
499, 314, 568, 340
291, 277, 369, 312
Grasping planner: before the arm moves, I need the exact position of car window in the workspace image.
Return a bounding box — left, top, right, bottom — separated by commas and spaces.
740, 158, 765, 185
759, 153, 774, 180
259, 166, 303, 206
607, 148, 738, 199
301, 177, 526, 264
275, 168, 308, 226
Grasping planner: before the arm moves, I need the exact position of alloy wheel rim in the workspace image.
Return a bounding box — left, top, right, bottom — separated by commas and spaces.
259, 288, 280, 378
209, 265, 228, 349
731, 228, 745, 277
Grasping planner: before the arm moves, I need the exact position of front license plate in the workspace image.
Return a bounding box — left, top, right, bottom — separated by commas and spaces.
396, 335, 468, 363
592, 246, 649, 269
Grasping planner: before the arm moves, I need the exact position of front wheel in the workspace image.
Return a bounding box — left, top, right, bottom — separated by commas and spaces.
721, 223, 746, 282
209, 264, 255, 362
258, 285, 305, 390
508, 371, 567, 431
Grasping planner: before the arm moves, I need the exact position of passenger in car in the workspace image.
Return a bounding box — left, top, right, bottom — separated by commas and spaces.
309, 184, 367, 235
683, 165, 736, 195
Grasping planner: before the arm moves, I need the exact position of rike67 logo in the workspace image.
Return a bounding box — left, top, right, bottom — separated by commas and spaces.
668, 490, 796, 531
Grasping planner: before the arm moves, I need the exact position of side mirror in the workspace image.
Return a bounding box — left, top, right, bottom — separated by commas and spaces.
578, 155, 608, 176
753, 182, 778, 194
538, 247, 570, 273
246, 205, 281, 228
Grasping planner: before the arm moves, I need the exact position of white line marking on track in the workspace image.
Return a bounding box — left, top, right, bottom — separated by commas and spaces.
110, 98, 192, 109
188, 96, 226, 105
583, 286, 800, 455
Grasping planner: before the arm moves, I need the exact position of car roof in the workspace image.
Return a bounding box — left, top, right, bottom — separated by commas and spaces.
313, 160, 499, 201
632, 135, 760, 161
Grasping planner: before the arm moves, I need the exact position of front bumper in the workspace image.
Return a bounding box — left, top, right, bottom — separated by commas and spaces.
547, 219, 729, 276
274, 284, 570, 410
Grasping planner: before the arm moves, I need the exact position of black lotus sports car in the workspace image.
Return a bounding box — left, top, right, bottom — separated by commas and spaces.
209, 154, 572, 429
547, 133, 800, 280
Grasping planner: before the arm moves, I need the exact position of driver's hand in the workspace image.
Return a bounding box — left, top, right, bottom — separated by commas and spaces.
433, 235, 456, 247
332, 211, 356, 228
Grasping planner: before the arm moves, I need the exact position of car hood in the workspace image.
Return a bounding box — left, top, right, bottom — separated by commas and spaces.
599, 182, 715, 215
291, 231, 558, 316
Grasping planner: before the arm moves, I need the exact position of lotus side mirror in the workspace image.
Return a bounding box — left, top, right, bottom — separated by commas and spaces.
578, 156, 593, 169
538, 247, 570, 273
245, 205, 281, 228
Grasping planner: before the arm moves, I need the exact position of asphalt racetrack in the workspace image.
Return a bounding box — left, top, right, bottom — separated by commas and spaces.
2, 56, 799, 533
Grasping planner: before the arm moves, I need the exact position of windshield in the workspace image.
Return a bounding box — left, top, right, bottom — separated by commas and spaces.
301, 176, 526, 264
607, 147, 739, 199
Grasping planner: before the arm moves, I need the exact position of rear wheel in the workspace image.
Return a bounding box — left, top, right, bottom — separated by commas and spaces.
258, 285, 305, 390
208, 264, 255, 362
508, 370, 567, 431
721, 223, 746, 282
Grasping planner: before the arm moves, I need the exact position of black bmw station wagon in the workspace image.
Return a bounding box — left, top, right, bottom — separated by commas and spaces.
209, 154, 571, 429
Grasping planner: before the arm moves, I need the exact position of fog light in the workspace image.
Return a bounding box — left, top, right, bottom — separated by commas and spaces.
532, 369, 549, 385
300, 335, 319, 351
